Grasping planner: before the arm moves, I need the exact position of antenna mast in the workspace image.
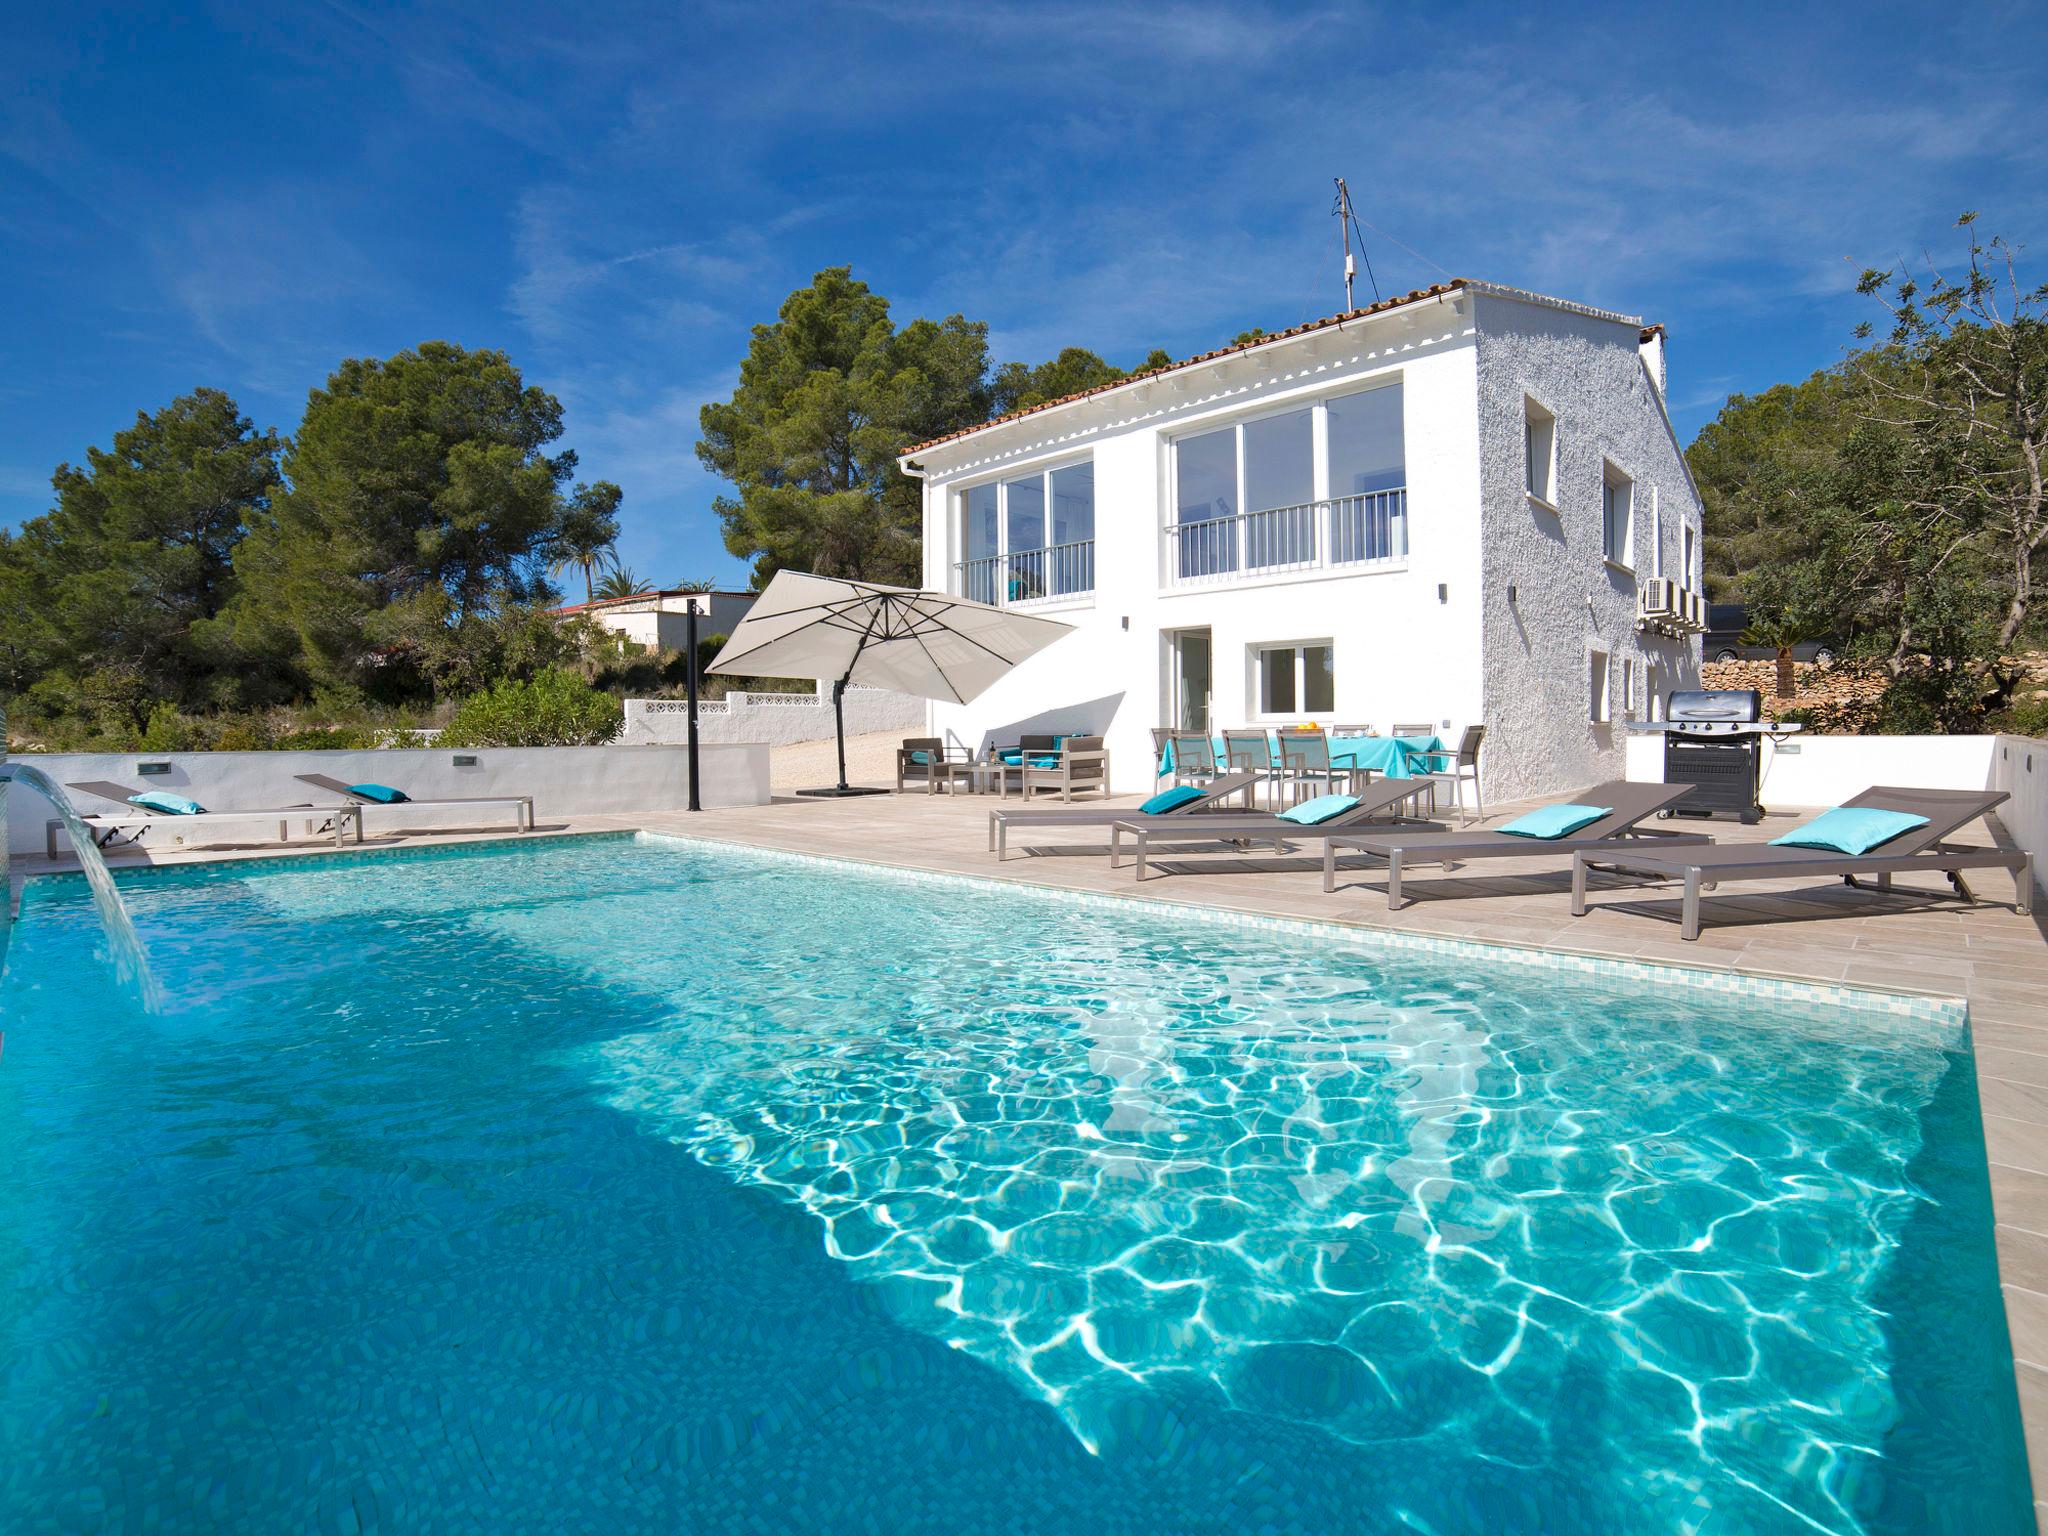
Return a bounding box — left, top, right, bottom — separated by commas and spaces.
1332, 178, 1380, 311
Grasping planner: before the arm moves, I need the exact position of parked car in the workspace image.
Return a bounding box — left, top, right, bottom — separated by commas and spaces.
1704, 603, 1837, 666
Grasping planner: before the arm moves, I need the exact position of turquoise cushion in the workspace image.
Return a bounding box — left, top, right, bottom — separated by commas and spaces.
998, 750, 1023, 765
1140, 785, 1206, 815
127, 789, 204, 815
1028, 754, 1060, 768
1278, 793, 1358, 826
1498, 803, 1611, 839
907, 751, 932, 765
1770, 806, 1928, 856
348, 782, 409, 803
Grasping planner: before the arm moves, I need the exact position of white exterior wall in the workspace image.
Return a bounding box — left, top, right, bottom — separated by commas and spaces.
620, 686, 926, 746
1473, 293, 1702, 800
583, 591, 757, 652
1625, 732, 1998, 809
5, 743, 770, 857
915, 300, 1486, 795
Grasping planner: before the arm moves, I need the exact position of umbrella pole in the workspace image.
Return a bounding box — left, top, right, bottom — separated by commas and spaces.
832, 675, 849, 791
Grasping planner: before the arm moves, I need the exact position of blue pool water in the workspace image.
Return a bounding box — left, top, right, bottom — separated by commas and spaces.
0, 833, 2029, 1534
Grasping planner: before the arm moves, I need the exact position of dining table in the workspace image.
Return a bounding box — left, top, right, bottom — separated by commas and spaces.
1156, 731, 1446, 779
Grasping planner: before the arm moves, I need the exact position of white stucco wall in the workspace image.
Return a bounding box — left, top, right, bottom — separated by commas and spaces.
1473, 292, 1702, 802
1623, 732, 1997, 808
620, 686, 925, 746
912, 299, 1487, 794
1992, 734, 2048, 901
6, 743, 769, 857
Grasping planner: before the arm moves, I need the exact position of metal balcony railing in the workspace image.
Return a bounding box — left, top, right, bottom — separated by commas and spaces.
953, 539, 1095, 606
1166, 489, 1407, 586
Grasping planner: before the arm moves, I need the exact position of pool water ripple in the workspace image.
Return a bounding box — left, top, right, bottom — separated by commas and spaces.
0, 834, 2028, 1535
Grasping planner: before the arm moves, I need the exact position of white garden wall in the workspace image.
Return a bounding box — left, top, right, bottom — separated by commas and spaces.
620, 685, 924, 747
1623, 732, 1997, 810
5, 742, 769, 858
1992, 734, 2048, 901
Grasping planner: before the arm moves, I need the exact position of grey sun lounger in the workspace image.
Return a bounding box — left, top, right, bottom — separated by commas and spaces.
1319, 780, 1708, 909
1566, 785, 2033, 941
988, 770, 1262, 859
295, 774, 536, 833
52, 780, 362, 858
1109, 776, 1442, 879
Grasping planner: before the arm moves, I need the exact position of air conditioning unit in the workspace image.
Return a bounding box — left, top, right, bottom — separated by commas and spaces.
1638, 577, 1680, 621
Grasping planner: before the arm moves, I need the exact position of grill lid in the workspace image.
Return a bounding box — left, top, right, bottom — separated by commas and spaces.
1665, 688, 1761, 723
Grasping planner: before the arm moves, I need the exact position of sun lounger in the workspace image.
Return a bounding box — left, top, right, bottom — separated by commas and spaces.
294, 774, 535, 833
1109, 777, 1441, 879
52, 781, 361, 858
1318, 781, 1707, 908
988, 770, 1261, 858
1566, 785, 2032, 940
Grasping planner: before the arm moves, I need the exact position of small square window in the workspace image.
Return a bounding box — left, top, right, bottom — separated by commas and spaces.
1589, 649, 1611, 723
1255, 642, 1335, 717
1602, 463, 1633, 567
1524, 397, 1557, 506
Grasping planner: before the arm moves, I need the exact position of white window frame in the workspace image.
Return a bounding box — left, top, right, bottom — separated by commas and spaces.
1589, 648, 1611, 724
1622, 657, 1639, 720
1251, 639, 1336, 722
1524, 394, 1558, 511
952, 452, 1096, 603
1601, 459, 1634, 571
1163, 377, 1407, 582
1682, 522, 1698, 587
1650, 486, 1663, 579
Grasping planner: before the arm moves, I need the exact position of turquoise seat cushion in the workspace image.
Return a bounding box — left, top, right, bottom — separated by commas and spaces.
907, 751, 933, 766
1139, 785, 1206, 815
1770, 806, 1928, 856
348, 783, 409, 803
1278, 793, 1358, 826
127, 789, 205, 815
998, 750, 1023, 765
1498, 803, 1611, 839
1028, 755, 1061, 768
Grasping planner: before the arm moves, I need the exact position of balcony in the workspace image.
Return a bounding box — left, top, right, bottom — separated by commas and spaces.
1165, 489, 1407, 587
954, 539, 1095, 607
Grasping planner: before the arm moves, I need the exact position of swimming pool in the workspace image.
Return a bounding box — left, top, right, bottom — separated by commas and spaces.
0, 833, 2029, 1534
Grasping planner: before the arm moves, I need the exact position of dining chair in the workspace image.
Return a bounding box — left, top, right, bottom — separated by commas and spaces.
1167, 731, 1219, 786
1222, 728, 1277, 807
1390, 722, 1435, 739
1277, 729, 1350, 806
1412, 724, 1485, 824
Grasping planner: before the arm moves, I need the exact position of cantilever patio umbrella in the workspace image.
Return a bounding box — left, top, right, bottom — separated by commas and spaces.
707, 571, 1076, 797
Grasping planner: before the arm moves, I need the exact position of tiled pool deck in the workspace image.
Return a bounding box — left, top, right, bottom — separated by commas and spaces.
17, 785, 2048, 1526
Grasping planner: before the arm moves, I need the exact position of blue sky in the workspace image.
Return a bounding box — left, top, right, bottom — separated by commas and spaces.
4, 1, 2045, 589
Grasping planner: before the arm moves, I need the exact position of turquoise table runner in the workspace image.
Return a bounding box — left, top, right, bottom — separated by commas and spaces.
1157, 733, 1444, 779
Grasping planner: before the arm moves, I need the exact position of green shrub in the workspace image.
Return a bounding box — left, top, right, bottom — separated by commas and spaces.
437, 667, 622, 748
1992, 697, 2048, 739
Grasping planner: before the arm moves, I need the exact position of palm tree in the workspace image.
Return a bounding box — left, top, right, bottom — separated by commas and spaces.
594, 565, 649, 601
672, 576, 717, 592
550, 482, 624, 603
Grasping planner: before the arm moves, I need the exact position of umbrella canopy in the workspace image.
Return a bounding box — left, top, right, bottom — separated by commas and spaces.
707, 572, 1075, 795
708, 572, 1072, 704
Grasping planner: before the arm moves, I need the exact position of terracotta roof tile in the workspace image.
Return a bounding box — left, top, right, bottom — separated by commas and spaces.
902, 280, 1470, 457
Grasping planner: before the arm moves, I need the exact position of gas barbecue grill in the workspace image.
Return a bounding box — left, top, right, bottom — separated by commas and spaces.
1629, 689, 1801, 823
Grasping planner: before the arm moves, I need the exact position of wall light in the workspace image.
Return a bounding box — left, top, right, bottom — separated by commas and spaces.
452, 754, 479, 768
1436, 584, 1448, 604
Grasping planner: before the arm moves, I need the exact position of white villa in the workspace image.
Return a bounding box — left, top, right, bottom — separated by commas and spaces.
550, 587, 758, 649
900, 279, 1706, 801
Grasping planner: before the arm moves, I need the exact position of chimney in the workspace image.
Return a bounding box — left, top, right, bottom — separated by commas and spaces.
1639, 325, 1667, 399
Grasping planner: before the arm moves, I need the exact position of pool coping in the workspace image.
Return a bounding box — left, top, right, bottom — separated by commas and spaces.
637, 829, 1971, 1036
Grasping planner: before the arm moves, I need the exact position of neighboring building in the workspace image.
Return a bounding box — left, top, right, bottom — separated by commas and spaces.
549, 588, 757, 649
899, 279, 1706, 801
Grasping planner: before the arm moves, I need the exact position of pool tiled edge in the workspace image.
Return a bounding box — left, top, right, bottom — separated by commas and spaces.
638, 830, 1970, 1039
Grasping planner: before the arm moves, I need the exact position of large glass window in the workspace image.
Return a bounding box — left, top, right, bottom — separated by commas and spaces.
1243, 408, 1314, 569
1326, 386, 1404, 495
1175, 426, 1239, 577
956, 459, 1094, 604
1327, 384, 1406, 560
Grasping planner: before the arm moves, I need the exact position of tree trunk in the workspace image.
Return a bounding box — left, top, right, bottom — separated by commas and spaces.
1776, 646, 1795, 699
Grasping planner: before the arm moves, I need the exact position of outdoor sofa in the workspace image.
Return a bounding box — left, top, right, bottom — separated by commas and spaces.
1567, 785, 2033, 940
1317, 781, 1704, 909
